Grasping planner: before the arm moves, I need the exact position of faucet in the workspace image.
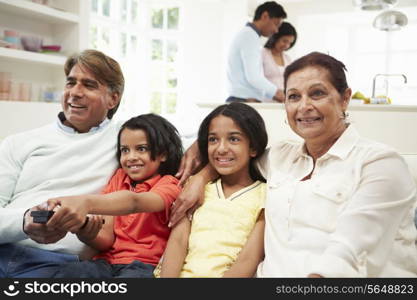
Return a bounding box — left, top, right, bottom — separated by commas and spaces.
371, 73, 407, 99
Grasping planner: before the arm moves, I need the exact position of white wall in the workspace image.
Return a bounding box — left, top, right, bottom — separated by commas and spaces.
179, 0, 249, 105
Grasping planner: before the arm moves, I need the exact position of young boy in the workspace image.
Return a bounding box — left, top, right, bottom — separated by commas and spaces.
45, 114, 183, 278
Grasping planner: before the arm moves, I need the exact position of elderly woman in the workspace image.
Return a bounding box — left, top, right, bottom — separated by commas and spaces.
171, 52, 417, 277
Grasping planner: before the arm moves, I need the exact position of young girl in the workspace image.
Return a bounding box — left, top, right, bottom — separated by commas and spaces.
157, 102, 268, 277
45, 113, 183, 278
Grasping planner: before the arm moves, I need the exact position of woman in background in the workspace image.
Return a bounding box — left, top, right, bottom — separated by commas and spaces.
262, 22, 297, 102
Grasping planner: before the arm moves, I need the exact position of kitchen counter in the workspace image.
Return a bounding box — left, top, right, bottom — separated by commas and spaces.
197, 102, 417, 154
198, 102, 417, 112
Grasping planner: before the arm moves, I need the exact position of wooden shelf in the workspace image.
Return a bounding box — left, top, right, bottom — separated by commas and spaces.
0, 0, 79, 24
0, 47, 66, 66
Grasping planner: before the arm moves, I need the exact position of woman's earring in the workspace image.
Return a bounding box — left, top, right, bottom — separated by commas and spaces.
284, 117, 288, 125
341, 111, 350, 123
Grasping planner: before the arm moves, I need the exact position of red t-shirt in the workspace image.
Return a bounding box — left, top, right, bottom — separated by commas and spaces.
93, 168, 180, 266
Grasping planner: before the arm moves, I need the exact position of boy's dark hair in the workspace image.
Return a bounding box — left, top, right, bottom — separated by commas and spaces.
264, 22, 297, 50
117, 114, 183, 176
198, 102, 268, 182
254, 1, 287, 21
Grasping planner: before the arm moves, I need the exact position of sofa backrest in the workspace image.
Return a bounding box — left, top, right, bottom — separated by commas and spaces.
402, 154, 417, 185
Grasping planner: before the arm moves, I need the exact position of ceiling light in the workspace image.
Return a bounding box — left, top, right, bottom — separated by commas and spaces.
352, 0, 398, 11
373, 10, 408, 31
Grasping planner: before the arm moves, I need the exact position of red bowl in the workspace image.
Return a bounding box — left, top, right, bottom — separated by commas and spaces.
41, 45, 61, 52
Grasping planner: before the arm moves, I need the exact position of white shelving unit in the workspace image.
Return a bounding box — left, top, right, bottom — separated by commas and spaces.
0, 0, 88, 139
0, 0, 88, 98
0, 0, 80, 24
0, 46, 66, 66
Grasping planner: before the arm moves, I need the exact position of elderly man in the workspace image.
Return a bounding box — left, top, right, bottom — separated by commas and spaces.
0, 49, 124, 277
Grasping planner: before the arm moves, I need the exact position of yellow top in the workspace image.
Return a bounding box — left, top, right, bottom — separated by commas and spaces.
161, 178, 266, 278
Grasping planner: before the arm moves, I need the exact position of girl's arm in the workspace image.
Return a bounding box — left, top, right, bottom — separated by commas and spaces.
76, 215, 115, 252
46, 191, 165, 233
223, 210, 265, 278
159, 217, 191, 277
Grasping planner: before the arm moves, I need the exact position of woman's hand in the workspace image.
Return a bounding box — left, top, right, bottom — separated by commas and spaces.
273, 89, 285, 103
175, 141, 202, 186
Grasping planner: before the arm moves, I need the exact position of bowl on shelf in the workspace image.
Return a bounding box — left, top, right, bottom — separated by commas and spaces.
21, 36, 43, 52
41, 45, 61, 52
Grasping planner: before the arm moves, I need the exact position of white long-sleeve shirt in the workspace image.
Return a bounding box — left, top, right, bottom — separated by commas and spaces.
0, 118, 120, 258
257, 125, 417, 277
226, 23, 277, 101
261, 48, 292, 91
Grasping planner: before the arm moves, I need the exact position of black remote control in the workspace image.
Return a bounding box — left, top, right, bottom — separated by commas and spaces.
30, 211, 55, 224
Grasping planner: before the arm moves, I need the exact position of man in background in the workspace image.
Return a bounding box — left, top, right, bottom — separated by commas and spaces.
226, 1, 287, 103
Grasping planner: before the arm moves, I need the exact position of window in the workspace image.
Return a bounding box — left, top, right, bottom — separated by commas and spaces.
88, 0, 182, 121
296, 7, 417, 105
149, 4, 180, 115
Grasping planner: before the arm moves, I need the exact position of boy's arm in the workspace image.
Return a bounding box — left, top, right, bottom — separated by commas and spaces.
87, 190, 166, 215
160, 217, 191, 277
76, 215, 115, 252
46, 191, 165, 233
222, 210, 265, 278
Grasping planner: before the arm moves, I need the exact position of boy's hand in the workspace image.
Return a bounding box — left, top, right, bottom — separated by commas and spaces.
46, 195, 90, 233
76, 215, 105, 243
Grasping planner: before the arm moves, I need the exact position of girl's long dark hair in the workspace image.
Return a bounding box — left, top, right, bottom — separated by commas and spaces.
197, 102, 268, 182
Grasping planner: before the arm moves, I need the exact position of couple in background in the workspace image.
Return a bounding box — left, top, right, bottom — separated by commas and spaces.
226, 2, 297, 104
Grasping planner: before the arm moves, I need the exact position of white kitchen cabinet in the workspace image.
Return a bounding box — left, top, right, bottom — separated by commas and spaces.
0, 0, 88, 102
